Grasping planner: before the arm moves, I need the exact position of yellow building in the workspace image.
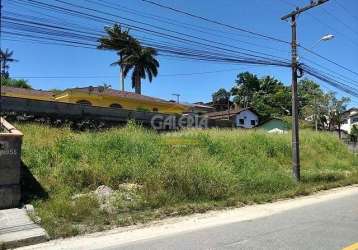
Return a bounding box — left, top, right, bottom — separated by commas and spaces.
54, 87, 189, 114
2, 86, 190, 114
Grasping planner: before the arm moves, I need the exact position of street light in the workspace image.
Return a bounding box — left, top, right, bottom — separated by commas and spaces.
311, 34, 335, 49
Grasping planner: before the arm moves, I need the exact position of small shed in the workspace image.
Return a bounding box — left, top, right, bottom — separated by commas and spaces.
260, 118, 289, 133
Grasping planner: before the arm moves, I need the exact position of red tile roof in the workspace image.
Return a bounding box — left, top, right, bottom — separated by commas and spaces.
1, 86, 55, 99
67, 87, 187, 106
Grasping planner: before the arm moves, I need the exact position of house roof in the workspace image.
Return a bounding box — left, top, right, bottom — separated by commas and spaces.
61, 86, 190, 107
344, 108, 358, 117
206, 107, 258, 119
1, 86, 55, 100
184, 102, 215, 110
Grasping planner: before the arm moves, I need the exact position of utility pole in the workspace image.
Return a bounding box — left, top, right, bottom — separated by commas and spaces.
172, 93, 180, 103
281, 0, 329, 182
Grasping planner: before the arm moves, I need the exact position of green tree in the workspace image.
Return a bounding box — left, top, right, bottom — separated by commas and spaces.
1, 77, 31, 89
98, 24, 132, 91
122, 45, 159, 95
328, 95, 350, 138
231, 73, 291, 117
231, 72, 260, 108
298, 79, 323, 120
299, 79, 326, 130
0, 49, 18, 79
252, 76, 291, 118
98, 24, 159, 95
212, 88, 231, 111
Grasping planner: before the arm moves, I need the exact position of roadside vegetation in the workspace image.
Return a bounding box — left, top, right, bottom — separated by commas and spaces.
17, 122, 358, 238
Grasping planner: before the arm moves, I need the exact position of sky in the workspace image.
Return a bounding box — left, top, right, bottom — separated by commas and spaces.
2, 0, 358, 105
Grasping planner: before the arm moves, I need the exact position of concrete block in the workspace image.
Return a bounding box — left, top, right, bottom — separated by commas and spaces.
0, 208, 49, 249
0, 118, 23, 209
0, 185, 21, 210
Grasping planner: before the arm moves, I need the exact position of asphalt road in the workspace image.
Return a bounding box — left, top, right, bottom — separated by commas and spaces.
107, 192, 358, 250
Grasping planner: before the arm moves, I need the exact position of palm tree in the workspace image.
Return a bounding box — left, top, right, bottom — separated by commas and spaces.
122, 45, 159, 95
0, 49, 18, 79
98, 24, 131, 91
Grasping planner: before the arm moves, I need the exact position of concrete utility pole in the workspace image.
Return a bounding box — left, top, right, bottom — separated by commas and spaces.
281, 0, 329, 182
172, 93, 180, 103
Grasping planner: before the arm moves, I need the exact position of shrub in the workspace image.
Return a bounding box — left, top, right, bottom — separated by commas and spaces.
15, 122, 358, 238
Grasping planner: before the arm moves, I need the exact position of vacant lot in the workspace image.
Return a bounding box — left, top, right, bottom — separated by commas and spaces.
17, 122, 358, 238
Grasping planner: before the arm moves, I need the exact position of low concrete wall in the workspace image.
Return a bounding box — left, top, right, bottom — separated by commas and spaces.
0, 118, 23, 209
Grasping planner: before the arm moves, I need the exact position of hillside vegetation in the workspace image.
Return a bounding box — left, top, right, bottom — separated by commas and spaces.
17, 122, 358, 238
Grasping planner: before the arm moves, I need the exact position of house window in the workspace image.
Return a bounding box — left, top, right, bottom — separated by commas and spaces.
251, 120, 256, 126
110, 103, 122, 108
352, 117, 358, 123
76, 100, 92, 106
239, 119, 245, 125
152, 108, 159, 112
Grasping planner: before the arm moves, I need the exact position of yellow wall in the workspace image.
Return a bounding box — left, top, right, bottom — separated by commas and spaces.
55, 91, 189, 114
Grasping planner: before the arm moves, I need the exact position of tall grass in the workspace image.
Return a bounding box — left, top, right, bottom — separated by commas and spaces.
17, 122, 358, 237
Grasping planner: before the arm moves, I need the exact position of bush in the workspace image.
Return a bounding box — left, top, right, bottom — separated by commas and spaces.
1, 77, 32, 89
16, 122, 358, 238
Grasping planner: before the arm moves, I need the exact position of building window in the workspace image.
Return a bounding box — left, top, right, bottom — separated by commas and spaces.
251, 120, 256, 126
152, 107, 159, 112
76, 100, 92, 106
239, 119, 245, 125
352, 117, 358, 123
110, 103, 122, 109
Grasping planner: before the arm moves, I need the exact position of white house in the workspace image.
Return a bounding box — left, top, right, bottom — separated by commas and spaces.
206, 108, 259, 128
234, 108, 259, 128
342, 108, 358, 134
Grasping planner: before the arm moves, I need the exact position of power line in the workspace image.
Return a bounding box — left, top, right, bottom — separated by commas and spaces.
10, 0, 290, 64
299, 45, 358, 78
280, 0, 358, 49
4, 0, 358, 101
51, 0, 289, 62
333, 0, 358, 23
141, 0, 291, 45
320, 4, 358, 37
11, 68, 244, 79
3, 2, 292, 67
86, 0, 290, 54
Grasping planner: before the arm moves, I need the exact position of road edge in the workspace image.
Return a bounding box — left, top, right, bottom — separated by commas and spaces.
18, 184, 358, 250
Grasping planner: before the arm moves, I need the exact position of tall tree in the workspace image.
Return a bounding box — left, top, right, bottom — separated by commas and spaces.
98, 24, 159, 94
299, 79, 324, 130
252, 76, 291, 117
98, 24, 131, 91
0, 49, 18, 79
231, 72, 291, 117
122, 45, 159, 95
212, 88, 231, 111
327, 95, 350, 138
231, 72, 260, 108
